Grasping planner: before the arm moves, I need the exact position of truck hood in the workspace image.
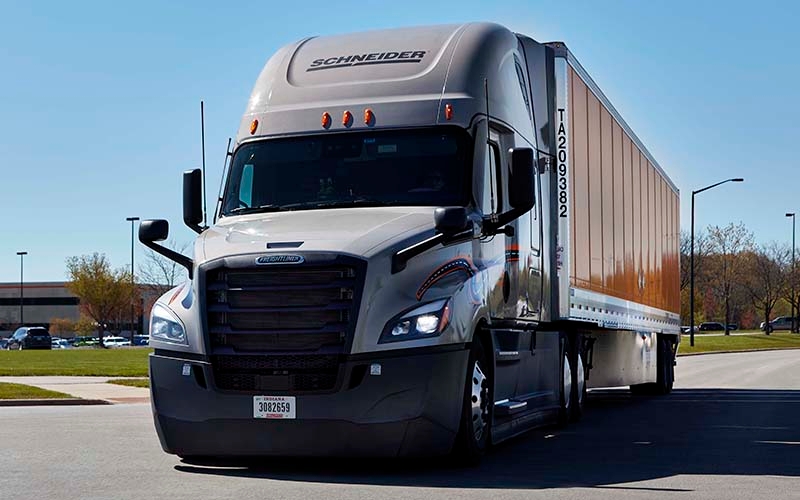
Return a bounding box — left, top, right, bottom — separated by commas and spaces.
199, 207, 435, 263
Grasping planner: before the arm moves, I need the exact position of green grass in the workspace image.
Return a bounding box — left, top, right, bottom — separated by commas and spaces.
680, 332, 800, 355
0, 382, 73, 400
0, 349, 152, 376
107, 378, 149, 388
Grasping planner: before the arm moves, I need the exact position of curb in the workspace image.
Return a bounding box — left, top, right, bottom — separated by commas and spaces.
678, 347, 800, 357
0, 398, 111, 407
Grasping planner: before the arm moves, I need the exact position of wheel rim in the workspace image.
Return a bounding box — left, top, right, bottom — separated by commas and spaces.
563, 353, 572, 411
576, 353, 585, 406
470, 360, 489, 443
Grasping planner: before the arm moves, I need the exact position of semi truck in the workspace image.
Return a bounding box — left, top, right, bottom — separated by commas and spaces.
140, 22, 680, 462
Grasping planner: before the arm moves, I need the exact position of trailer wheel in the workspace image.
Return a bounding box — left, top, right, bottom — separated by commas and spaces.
454, 338, 492, 465
630, 334, 674, 395
557, 334, 573, 425
569, 335, 587, 422
656, 334, 675, 395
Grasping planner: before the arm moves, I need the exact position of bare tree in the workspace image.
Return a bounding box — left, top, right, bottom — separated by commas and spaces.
680, 229, 710, 291
66, 253, 137, 346
741, 242, 789, 335
706, 222, 754, 335
785, 259, 800, 333
138, 240, 190, 290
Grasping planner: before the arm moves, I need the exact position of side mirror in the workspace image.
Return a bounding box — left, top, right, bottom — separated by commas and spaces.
138, 219, 169, 243
434, 206, 469, 235
183, 169, 204, 234
508, 147, 534, 210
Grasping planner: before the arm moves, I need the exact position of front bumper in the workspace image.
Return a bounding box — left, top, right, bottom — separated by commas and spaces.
149, 346, 469, 457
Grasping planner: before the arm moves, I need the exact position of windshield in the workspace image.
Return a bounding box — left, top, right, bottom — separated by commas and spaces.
220, 128, 471, 216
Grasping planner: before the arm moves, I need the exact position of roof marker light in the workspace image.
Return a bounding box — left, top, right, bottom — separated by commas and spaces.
321, 112, 332, 129
364, 108, 374, 126
249, 119, 259, 135
445, 104, 453, 121
343, 110, 353, 127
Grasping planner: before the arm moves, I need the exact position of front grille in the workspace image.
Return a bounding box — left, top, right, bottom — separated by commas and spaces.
203, 260, 363, 393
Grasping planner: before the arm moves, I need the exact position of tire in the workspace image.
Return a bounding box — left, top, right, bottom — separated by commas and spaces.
655, 334, 675, 395
630, 334, 674, 395
767, 325, 774, 334
569, 334, 587, 422
557, 333, 573, 425
454, 338, 492, 465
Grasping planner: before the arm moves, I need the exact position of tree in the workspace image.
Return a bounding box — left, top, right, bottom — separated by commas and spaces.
783, 249, 800, 333
741, 243, 789, 335
138, 240, 189, 291
706, 222, 753, 335
66, 253, 137, 346
680, 229, 710, 291
49, 318, 76, 336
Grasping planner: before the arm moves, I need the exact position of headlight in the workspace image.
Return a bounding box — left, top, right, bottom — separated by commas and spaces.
150, 303, 187, 345
380, 299, 451, 344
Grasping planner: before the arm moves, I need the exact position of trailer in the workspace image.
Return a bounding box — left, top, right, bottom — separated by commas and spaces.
140, 22, 679, 462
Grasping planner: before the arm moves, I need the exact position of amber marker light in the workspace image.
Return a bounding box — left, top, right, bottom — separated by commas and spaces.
343, 110, 353, 126
445, 103, 453, 120
321, 112, 332, 128
364, 108, 374, 125
249, 119, 259, 135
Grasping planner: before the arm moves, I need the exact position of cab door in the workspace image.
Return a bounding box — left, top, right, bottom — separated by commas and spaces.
526, 162, 543, 320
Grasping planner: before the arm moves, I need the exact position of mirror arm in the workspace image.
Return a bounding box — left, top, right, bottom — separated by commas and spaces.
139, 239, 194, 279
483, 206, 527, 236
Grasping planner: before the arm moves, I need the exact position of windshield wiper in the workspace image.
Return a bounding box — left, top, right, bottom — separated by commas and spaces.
227, 204, 289, 215
281, 198, 390, 210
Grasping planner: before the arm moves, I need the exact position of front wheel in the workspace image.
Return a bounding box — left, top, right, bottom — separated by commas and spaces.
454, 338, 492, 465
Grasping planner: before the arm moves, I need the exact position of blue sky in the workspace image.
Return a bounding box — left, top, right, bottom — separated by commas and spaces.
0, 0, 798, 281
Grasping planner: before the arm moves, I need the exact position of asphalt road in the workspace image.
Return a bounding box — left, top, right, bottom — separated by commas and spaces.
2, 350, 800, 500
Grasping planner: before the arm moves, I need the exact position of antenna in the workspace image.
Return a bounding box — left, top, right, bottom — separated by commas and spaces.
200, 100, 208, 228
485, 78, 496, 220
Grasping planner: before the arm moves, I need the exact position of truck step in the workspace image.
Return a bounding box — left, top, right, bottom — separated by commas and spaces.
494, 399, 528, 416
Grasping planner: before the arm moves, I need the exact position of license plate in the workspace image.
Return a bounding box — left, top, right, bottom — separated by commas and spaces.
253, 396, 296, 419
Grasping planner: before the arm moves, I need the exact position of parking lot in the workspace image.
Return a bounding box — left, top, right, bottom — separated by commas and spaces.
2, 350, 799, 500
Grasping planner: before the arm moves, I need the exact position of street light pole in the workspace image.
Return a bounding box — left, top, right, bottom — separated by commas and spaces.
787, 213, 796, 334
690, 178, 744, 347
126, 217, 140, 344
16, 252, 27, 326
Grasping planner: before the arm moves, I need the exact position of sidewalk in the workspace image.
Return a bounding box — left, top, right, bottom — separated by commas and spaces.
0, 376, 150, 405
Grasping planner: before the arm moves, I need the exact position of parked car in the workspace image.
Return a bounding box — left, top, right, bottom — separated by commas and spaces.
698, 322, 725, 332
132, 335, 150, 346
7, 327, 52, 350
72, 336, 99, 347
726, 324, 738, 331
51, 339, 70, 349
102, 336, 131, 348
762, 316, 799, 333
680, 325, 697, 334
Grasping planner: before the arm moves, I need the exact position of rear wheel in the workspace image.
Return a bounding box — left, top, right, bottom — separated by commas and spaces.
454, 338, 492, 465
655, 334, 675, 394
569, 335, 587, 421
630, 334, 674, 395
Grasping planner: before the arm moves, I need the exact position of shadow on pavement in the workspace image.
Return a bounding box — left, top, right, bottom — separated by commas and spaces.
175, 389, 800, 489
